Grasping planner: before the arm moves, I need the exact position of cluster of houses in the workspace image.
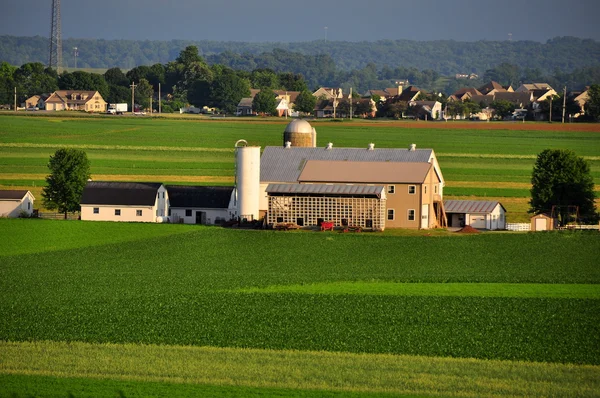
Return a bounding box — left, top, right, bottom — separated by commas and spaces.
4, 119, 568, 231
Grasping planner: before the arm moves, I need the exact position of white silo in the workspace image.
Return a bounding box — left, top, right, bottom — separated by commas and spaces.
234, 139, 260, 221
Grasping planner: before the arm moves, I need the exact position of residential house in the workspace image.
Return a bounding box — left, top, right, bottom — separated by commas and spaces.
450, 87, 483, 101
516, 83, 554, 92
397, 86, 423, 102
573, 88, 589, 117
313, 87, 343, 100
478, 81, 507, 95
80, 181, 168, 222
45, 90, 107, 112
0, 190, 35, 218
25, 94, 49, 110
167, 185, 234, 225
409, 100, 443, 120
236, 98, 255, 116
445, 200, 507, 230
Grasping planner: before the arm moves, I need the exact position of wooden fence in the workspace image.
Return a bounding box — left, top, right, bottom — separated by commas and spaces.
38, 212, 80, 220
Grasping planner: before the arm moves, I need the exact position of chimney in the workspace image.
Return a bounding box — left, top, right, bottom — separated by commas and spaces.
409, 144, 416, 151
368, 143, 375, 150
326, 142, 333, 150
284, 141, 291, 148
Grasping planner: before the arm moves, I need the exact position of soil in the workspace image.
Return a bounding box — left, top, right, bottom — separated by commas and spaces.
456, 225, 480, 234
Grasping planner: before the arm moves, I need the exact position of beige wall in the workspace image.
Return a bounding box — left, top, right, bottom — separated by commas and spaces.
0, 193, 34, 218
81, 205, 157, 222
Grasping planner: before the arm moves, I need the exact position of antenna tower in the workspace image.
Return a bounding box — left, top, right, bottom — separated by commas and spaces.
48, 0, 62, 73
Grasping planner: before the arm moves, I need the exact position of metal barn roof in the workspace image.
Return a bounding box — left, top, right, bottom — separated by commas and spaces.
260, 146, 434, 183
298, 161, 432, 184
444, 200, 506, 214
0, 190, 30, 200
167, 185, 233, 209
266, 183, 385, 197
80, 181, 163, 206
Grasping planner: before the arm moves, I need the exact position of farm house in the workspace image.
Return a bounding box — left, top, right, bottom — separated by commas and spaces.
167, 185, 235, 225
444, 200, 507, 230
80, 181, 168, 222
0, 190, 35, 218
232, 119, 447, 230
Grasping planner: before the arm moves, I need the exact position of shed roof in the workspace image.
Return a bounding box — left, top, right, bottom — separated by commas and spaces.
80, 181, 162, 206
266, 183, 385, 197
444, 200, 506, 214
299, 160, 432, 184
261, 146, 434, 183
167, 185, 233, 209
0, 190, 31, 200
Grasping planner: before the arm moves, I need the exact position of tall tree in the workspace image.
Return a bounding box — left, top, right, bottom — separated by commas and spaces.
585, 84, 600, 121
135, 78, 154, 110
42, 148, 91, 219
252, 89, 277, 115
208, 69, 250, 113
293, 89, 317, 115
104, 67, 129, 87
530, 149, 597, 225
490, 99, 515, 119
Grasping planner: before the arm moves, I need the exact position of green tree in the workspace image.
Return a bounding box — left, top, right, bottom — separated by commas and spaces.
530, 149, 597, 225
135, 78, 154, 110
490, 99, 515, 119
13, 62, 58, 101
252, 89, 277, 115
293, 89, 317, 114
208, 69, 250, 113
104, 67, 129, 87
585, 84, 600, 121
42, 148, 91, 219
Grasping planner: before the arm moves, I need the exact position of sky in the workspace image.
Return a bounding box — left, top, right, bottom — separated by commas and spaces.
1, 0, 599, 43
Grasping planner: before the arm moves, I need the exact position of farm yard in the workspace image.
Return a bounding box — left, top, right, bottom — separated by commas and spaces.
0, 114, 599, 222
1, 114, 600, 396
0, 219, 599, 397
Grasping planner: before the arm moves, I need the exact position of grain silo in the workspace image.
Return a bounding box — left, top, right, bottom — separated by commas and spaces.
283, 119, 316, 147
234, 140, 260, 221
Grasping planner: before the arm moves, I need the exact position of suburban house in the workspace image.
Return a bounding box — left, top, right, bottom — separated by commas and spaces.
167, 185, 234, 225
236, 98, 254, 116
444, 200, 507, 230
397, 86, 423, 102
313, 87, 344, 100
314, 98, 376, 118
80, 181, 168, 222
409, 100, 443, 120
45, 90, 107, 112
25, 94, 49, 110
478, 81, 509, 95
237, 89, 299, 116
573, 88, 589, 116
516, 83, 553, 92
255, 121, 446, 230
0, 190, 35, 218
450, 87, 483, 101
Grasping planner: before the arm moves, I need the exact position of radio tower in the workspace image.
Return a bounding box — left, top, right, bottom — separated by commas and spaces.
48, 0, 62, 73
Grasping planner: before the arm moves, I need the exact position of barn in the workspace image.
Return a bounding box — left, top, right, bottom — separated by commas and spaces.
80, 181, 168, 222
444, 200, 507, 230
167, 185, 234, 225
0, 190, 35, 218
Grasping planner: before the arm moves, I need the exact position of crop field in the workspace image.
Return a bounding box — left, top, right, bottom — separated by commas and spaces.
1, 114, 599, 222
1, 219, 599, 397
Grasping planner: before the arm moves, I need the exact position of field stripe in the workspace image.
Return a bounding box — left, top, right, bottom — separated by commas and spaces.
0, 173, 234, 183
234, 282, 600, 298
0, 143, 234, 153
0, 341, 598, 397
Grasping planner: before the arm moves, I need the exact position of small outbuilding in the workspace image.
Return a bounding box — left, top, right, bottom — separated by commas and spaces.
0, 190, 35, 217
444, 200, 507, 230
167, 185, 234, 225
530, 213, 555, 231
80, 181, 168, 222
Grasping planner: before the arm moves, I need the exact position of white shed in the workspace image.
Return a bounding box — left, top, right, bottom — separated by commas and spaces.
444, 200, 507, 230
167, 185, 234, 225
0, 190, 35, 217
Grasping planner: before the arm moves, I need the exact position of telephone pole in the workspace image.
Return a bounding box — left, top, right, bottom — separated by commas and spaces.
130, 82, 137, 113
349, 87, 353, 120
14, 87, 17, 112
562, 86, 567, 123
158, 83, 161, 114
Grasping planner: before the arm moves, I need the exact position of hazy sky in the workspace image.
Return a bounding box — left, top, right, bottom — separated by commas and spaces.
2, 0, 599, 43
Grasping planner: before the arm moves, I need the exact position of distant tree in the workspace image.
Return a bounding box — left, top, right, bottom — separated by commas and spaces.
177, 45, 203, 65
13, 62, 58, 101
279, 72, 307, 92
106, 84, 130, 105
126, 65, 151, 84
293, 89, 317, 114
354, 100, 373, 117
135, 78, 154, 110
490, 99, 515, 119
0, 62, 17, 104
208, 69, 250, 113
42, 148, 91, 219
463, 99, 481, 118
252, 89, 277, 115
104, 67, 129, 87
585, 84, 600, 121
446, 100, 465, 119
530, 149, 597, 225
251, 69, 279, 89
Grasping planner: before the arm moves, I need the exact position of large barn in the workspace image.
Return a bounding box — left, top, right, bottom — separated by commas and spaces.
232, 120, 447, 230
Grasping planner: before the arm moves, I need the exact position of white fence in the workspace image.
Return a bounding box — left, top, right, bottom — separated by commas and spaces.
561, 224, 600, 230
506, 223, 531, 231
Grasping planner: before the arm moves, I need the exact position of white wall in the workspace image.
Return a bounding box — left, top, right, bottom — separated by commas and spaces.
81, 205, 157, 222
0, 193, 34, 218
170, 207, 229, 224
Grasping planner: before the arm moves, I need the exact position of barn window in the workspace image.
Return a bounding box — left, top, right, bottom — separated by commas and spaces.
408, 185, 416, 194
186, 209, 192, 217
387, 209, 395, 220
93, 207, 99, 214
424, 186, 427, 194
387, 185, 395, 194
115, 209, 121, 216
408, 209, 415, 221
136, 210, 143, 217
435, 185, 438, 194
277, 217, 284, 223
28, 202, 31, 210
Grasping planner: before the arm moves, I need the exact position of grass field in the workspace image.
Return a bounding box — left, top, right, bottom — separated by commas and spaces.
1, 219, 599, 396
1, 114, 600, 222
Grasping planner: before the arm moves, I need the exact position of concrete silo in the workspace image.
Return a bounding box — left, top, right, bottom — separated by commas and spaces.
283, 119, 316, 147
234, 140, 260, 221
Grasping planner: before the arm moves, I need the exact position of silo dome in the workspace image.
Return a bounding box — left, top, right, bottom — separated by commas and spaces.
283, 119, 316, 147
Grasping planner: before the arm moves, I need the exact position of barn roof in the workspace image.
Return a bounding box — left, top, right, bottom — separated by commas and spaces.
80, 181, 162, 206
298, 161, 433, 184
444, 200, 506, 214
266, 183, 385, 197
167, 185, 233, 209
0, 190, 31, 200
260, 146, 434, 183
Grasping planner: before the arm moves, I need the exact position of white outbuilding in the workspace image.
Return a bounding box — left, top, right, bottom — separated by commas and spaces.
0, 190, 35, 217
167, 185, 234, 225
444, 200, 507, 230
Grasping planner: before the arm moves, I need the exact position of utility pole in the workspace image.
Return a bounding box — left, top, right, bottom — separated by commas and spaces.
349, 87, 353, 120
562, 86, 567, 123
149, 94, 152, 115
14, 87, 17, 112
130, 82, 137, 113
549, 96, 552, 123
158, 83, 161, 114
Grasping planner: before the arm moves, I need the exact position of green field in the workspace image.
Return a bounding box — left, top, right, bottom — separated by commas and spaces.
1, 114, 600, 222
1, 219, 599, 396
